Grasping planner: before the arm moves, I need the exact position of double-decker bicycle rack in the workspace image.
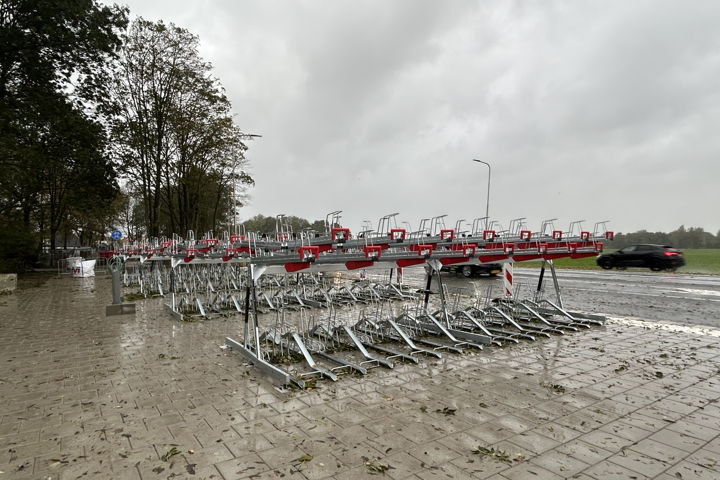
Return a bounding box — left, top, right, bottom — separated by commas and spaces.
114, 213, 612, 388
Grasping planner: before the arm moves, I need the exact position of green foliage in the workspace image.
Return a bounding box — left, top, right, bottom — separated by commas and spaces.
471, 446, 525, 464
608, 226, 720, 249
310, 219, 327, 232
109, 18, 253, 237
0, 0, 128, 267
0, 220, 37, 273
240, 214, 327, 236
364, 461, 392, 473
0, 0, 127, 104
160, 446, 181, 462
34, 101, 120, 250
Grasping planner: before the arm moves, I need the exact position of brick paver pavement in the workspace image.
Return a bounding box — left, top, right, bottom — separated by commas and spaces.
1, 274, 719, 479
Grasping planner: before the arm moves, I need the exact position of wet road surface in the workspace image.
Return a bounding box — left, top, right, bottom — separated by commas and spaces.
379, 267, 720, 328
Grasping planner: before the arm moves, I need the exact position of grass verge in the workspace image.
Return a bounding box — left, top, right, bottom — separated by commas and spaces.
518, 248, 720, 274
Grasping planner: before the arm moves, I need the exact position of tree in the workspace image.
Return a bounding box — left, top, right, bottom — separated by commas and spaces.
117, 188, 145, 242
35, 101, 121, 253
240, 215, 330, 237
241, 215, 286, 235
310, 220, 327, 233
0, 0, 128, 270
109, 19, 253, 238
668, 225, 686, 249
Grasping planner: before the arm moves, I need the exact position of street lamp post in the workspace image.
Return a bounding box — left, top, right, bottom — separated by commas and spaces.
473, 159, 491, 231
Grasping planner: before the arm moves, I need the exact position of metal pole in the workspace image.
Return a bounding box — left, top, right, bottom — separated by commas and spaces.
473, 159, 491, 231
111, 270, 122, 305
243, 269, 251, 348
109, 256, 123, 304
423, 268, 433, 312
537, 260, 546, 293
548, 260, 563, 308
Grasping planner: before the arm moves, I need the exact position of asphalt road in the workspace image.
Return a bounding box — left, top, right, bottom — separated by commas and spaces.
380, 267, 720, 328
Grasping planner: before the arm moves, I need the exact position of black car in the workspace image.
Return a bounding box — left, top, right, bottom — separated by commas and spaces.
596, 244, 685, 271
441, 263, 502, 277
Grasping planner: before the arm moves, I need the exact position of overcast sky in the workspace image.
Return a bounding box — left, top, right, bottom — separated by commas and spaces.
118, 0, 720, 236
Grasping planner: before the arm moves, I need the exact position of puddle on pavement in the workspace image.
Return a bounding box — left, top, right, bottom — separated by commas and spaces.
607, 315, 720, 337
16, 271, 54, 290
675, 287, 720, 297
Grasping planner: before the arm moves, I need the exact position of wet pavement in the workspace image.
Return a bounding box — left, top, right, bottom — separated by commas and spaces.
1, 272, 720, 480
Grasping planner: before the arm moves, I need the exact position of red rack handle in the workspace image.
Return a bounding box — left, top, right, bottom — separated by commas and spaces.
389, 228, 406, 242
331, 227, 350, 242
416, 244, 434, 257
440, 229, 455, 241
298, 246, 320, 260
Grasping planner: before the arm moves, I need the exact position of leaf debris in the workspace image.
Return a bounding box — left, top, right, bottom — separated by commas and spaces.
472, 446, 525, 464
435, 407, 456, 416
365, 461, 393, 474
160, 447, 181, 462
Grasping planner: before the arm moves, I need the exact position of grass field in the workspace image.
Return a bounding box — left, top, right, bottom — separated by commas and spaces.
519, 248, 720, 274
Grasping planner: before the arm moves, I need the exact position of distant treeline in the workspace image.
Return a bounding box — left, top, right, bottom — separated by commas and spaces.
240, 215, 327, 235
607, 226, 720, 249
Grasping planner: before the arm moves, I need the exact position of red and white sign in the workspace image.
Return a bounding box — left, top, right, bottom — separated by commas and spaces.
502, 262, 513, 297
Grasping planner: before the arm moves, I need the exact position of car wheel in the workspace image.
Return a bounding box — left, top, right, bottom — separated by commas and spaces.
649, 261, 667, 272
461, 265, 473, 278
598, 258, 613, 270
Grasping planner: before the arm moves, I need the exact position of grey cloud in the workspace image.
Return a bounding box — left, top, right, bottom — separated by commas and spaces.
118, 0, 720, 234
